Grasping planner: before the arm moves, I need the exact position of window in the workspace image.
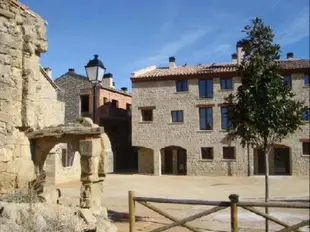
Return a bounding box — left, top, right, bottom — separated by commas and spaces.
61, 144, 75, 167
171, 110, 183, 122
302, 142, 310, 155
220, 78, 233, 89
176, 80, 188, 92
141, 109, 153, 121
302, 108, 310, 121
126, 103, 132, 110
283, 76, 292, 88
103, 97, 108, 105
199, 107, 213, 130
199, 79, 213, 98
201, 147, 213, 159
221, 107, 232, 130
305, 74, 310, 86
111, 99, 119, 108
80, 95, 89, 113
223, 147, 236, 159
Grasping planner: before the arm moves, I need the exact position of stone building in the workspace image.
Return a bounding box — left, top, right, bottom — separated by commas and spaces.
55, 69, 137, 173
0, 0, 65, 193
131, 45, 310, 176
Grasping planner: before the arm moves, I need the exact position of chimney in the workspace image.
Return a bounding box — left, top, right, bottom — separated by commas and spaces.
102, 73, 113, 88
287, 52, 294, 60
236, 41, 245, 65
121, 87, 128, 93
169, 56, 176, 69
68, 68, 75, 72
44, 67, 52, 79
231, 53, 237, 64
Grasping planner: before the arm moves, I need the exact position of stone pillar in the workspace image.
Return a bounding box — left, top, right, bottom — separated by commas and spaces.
172, 149, 178, 175
248, 146, 254, 176
79, 138, 103, 209
153, 149, 162, 176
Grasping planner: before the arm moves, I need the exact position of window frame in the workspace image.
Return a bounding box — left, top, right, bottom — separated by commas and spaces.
171, 110, 184, 123
283, 75, 292, 88
201, 147, 214, 160
223, 146, 236, 160
111, 99, 119, 108
199, 107, 213, 130
302, 142, 310, 155
199, 79, 213, 98
220, 78, 233, 90
141, 109, 153, 122
302, 108, 310, 121
221, 106, 233, 130
176, 80, 188, 92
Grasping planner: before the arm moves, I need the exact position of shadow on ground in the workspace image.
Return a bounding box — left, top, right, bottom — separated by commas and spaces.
108, 210, 148, 223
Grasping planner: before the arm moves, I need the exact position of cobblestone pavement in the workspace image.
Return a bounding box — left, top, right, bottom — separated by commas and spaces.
56, 174, 310, 231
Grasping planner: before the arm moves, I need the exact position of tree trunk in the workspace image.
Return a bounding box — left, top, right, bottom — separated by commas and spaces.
247, 143, 251, 176
264, 145, 271, 232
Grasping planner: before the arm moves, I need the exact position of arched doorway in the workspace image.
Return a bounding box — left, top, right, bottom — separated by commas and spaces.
160, 146, 187, 175
254, 145, 291, 176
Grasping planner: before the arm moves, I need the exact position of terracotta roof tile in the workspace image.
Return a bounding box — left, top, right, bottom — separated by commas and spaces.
132, 59, 310, 79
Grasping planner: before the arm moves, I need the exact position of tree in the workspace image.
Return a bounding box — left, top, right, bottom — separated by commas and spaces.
225, 17, 307, 232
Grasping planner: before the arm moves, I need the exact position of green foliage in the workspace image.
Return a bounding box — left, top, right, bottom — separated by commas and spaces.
225, 17, 307, 150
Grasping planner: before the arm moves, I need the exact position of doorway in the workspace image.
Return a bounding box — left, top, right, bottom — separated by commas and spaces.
273, 147, 290, 175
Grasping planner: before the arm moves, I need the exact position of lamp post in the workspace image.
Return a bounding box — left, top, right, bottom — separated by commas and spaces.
85, 54, 106, 124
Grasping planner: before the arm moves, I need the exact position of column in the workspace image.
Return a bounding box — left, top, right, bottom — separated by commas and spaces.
79, 138, 103, 209
153, 149, 162, 176
172, 149, 178, 175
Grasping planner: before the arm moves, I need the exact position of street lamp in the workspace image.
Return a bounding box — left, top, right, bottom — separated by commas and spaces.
85, 54, 106, 123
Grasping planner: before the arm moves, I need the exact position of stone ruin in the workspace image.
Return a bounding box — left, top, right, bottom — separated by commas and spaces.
26, 117, 111, 209
0, 1, 117, 230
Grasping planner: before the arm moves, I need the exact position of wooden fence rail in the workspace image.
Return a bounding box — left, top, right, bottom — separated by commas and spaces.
128, 191, 310, 232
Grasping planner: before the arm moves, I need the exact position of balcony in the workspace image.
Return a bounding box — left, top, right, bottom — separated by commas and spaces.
99, 104, 131, 120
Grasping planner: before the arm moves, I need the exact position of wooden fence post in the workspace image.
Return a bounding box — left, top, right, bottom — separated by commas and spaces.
229, 194, 239, 232
129, 191, 136, 232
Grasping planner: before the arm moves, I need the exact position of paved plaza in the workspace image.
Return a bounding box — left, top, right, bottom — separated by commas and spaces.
57, 174, 309, 231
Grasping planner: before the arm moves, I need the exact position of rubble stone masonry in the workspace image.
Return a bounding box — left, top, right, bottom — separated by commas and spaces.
0, 0, 64, 193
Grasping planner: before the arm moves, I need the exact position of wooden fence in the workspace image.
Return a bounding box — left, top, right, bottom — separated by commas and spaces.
128, 191, 310, 232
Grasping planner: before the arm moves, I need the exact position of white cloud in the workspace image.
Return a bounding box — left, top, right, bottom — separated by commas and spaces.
188, 43, 233, 63
276, 7, 310, 46
131, 28, 209, 69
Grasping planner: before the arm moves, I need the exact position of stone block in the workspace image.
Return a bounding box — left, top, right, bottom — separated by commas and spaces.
79, 139, 101, 157
78, 208, 97, 225
0, 148, 13, 162
0, 172, 16, 194
80, 156, 99, 175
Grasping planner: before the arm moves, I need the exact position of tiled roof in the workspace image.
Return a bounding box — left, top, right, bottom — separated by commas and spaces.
131, 59, 310, 79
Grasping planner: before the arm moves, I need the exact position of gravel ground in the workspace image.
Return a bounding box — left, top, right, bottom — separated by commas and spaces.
56, 174, 310, 232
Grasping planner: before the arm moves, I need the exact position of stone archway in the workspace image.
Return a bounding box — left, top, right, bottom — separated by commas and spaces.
254, 144, 291, 176
160, 146, 187, 175
26, 117, 112, 209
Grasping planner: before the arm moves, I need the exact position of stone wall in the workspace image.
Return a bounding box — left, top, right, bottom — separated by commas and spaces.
132, 72, 309, 176
0, 0, 64, 193
54, 72, 91, 123
137, 148, 153, 174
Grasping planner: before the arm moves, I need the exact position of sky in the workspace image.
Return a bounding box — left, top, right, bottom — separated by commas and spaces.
22, 0, 309, 91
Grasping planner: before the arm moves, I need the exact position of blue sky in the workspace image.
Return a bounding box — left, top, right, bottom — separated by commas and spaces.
22, 0, 309, 90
